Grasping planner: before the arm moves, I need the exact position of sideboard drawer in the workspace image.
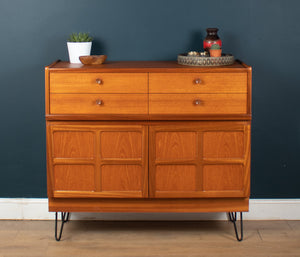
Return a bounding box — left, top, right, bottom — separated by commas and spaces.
50, 94, 148, 114
149, 73, 247, 93
149, 94, 247, 114
50, 73, 148, 93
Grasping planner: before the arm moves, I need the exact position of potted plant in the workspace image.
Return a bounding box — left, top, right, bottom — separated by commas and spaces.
67, 32, 93, 63
209, 44, 222, 57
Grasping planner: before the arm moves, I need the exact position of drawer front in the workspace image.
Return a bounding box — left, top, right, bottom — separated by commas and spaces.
149, 73, 247, 93
50, 94, 148, 114
149, 94, 247, 114
50, 73, 148, 93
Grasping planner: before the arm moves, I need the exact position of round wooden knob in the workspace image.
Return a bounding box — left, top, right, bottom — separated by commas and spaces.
96, 78, 102, 85
194, 78, 202, 84
96, 99, 103, 105
194, 99, 201, 105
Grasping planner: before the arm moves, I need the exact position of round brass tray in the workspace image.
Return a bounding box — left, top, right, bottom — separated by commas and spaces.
177, 53, 235, 66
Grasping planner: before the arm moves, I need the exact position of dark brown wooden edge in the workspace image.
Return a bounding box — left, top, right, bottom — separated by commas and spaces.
242, 60, 252, 197
46, 122, 53, 198
45, 60, 61, 115
46, 60, 249, 73
237, 59, 251, 69
247, 66, 252, 115
46, 114, 252, 121
148, 126, 155, 197
236, 59, 252, 115
45, 66, 50, 115
244, 124, 251, 197
46, 120, 250, 127
48, 59, 61, 68
143, 126, 149, 198
48, 197, 249, 213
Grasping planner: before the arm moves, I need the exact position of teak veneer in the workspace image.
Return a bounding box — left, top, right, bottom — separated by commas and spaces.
45, 60, 252, 241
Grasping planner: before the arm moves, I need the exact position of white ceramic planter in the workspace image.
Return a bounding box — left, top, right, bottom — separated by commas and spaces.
67, 42, 92, 64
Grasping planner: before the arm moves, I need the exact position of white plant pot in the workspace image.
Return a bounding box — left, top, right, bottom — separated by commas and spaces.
67, 42, 92, 64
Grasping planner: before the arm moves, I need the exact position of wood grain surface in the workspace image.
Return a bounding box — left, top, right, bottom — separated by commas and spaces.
47, 60, 249, 72
149, 122, 250, 198
101, 165, 142, 191
203, 131, 244, 158
149, 94, 247, 115
53, 165, 95, 191
50, 94, 148, 114
100, 131, 142, 158
1, 220, 299, 256
53, 131, 95, 158
149, 72, 247, 93
50, 72, 148, 93
45, 61, 252, 215
48, 124, 148, 198
155, 131, 197, 160
48, 197, 249, 212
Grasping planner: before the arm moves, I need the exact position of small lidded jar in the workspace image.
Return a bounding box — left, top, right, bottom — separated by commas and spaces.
203, 28, 222, 51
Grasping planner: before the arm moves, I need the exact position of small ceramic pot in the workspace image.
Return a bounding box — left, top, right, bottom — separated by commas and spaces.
209, 49, 222, 57
67, 42, 92, 63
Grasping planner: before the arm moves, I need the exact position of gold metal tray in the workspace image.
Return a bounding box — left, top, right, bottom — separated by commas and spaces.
178, 53, 235, 66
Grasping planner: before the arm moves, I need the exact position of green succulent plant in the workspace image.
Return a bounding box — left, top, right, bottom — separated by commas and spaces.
210, 44, 221, 50
68, 32, 93, 42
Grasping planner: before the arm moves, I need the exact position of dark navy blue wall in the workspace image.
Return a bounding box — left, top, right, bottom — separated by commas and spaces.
0, 0, 299, 198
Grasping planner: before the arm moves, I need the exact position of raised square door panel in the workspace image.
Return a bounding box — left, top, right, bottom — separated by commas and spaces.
47, 123, 148, 198
53, 165, 95, 191
203, 164, 244, 191
203, 131, 245, 158
100, 131, 142, 158
155, 165, 197, 192
149, 122, 250, 198
101, 165, 142, 191
52, 131, 95, 158
155, 131, 197, 160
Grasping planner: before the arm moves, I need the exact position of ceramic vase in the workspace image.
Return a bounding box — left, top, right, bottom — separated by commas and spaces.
203, 28, 222, 51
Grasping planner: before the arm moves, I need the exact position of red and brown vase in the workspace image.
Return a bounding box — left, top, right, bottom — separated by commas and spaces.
203, 28, 222, 51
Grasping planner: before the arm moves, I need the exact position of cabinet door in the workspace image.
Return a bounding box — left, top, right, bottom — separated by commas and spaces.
149, 122, 250, 198
47, 123, 148, 198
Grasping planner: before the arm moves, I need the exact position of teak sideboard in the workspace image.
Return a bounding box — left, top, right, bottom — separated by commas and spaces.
45, 60, 252, 241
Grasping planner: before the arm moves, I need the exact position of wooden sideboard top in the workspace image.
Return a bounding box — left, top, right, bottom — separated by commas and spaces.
47, 60, 251, 73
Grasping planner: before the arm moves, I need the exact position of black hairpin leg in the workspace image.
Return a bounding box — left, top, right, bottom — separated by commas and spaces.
228, 212, 243, 241
55, 212, 70, 241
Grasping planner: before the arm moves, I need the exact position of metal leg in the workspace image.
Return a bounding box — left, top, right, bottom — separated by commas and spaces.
228, 212, 235, 222
55, 212, 70, 241
228, 212, 243, 241
65, 212, 70, 222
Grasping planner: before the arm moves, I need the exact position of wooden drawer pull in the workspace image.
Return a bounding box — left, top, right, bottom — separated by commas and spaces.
96, 99, 103, 105
194, 78, 202, 84
194, 99, 201, 105
96, 78, 102, 85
